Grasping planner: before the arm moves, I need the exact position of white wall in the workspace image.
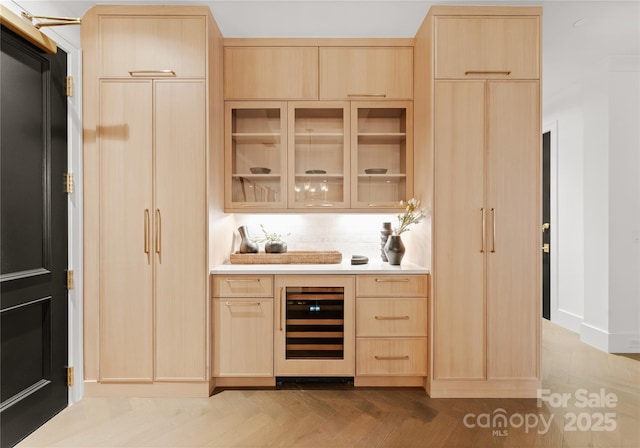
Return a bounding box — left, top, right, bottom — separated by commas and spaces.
607, 57, 640, 352
545, 56, 640, 353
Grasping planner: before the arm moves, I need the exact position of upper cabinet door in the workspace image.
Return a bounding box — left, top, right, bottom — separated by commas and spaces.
434, 16, 540, 79
99, 16, 206, 78
224, 47, 319, 100
287, 102, 350, 210
319, 47, 413, 100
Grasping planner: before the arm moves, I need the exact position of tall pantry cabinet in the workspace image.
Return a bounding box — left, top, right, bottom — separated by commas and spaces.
415, 6, 542, 397
82, 6, 223, 396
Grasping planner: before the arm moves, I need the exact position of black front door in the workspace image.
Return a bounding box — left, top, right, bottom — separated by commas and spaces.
0, 27, 68, 447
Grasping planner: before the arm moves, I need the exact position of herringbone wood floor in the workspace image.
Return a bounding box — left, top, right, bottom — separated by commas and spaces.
17, 321, 640, 447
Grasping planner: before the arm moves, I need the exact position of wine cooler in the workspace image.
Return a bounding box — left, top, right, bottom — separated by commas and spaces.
275, 276, 355, 376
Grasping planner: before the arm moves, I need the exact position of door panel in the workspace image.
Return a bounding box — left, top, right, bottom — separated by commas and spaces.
1, 27, 68, 447
486, 81, 540, 379
98, 80, 154, 382
433, 81, 485, 380
154, 81, 206, 380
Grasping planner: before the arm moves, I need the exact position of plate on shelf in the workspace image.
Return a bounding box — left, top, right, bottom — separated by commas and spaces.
364, 168, 388, 174
305, 169, 327, 174
250, 167, 271, 174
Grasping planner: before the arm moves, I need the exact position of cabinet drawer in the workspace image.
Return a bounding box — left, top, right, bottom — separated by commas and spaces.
99, 16, 206, 78
212, 275, 273, 297
356, 275, 428, 298
224, 47, 318, 100
434, 16, 540, 79
357, 299, 427, 337
357, 338, 427, 376
320, 47, 413, 100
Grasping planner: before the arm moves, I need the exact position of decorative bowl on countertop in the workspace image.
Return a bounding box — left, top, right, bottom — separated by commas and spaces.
250, 167, 271, 174
364, 168, 388, 174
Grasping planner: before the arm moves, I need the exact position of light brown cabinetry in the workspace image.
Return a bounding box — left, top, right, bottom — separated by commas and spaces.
225, 102, 288, 209
351, 102, 413, 208
434, 15, 540, 80
355, 275, 429, 386
212, 276, 274, 383
288, 102, 350, 209
224, 47, 318, 100
319, 47, 413, 100
82, 6, 221, 397
98, 15, 206, 78
424, 6, 541, 398
224, 100, 413, 212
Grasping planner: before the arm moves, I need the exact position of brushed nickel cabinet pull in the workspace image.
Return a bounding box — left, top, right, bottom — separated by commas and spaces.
128, 70, 176, 77
374, 278, 410, 283
367, 203, 393, 208
155, 209, 162, 260
481, 208, 486, 253
464, 70, 511, 76
225, 301, 261, 306
144, 209, 150, 263
375, 316, 410, 320
491, 208, 496, 253
375, 355, 410, 361
347, 93, 387, 98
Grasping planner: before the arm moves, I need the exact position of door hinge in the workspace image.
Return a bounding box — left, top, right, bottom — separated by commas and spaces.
66, 366, 74, 387
65, 173, 73, 194
66, 270, 74, 290
66, 75, 73, 97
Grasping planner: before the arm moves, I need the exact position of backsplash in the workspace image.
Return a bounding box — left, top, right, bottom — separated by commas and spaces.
225, 213, 431, 267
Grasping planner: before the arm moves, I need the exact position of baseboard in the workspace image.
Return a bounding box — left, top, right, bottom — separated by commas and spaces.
607, 332, 640, 353
580, 322, 610, 352
428, 378, 541, 398
214, 377, 276, 388
354, 376, 425, 388
84, 380, 212, 398
552, 308, 583, 333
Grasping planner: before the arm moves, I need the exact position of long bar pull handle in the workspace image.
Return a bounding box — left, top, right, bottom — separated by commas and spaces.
375, 316, 410, 321
279, 287, 284, 332
347, 93, 387, 98
128, 70, 176, 77
225, 301, 261, 307
375, 355, 410, 361
224, 278, 262, 283
155, 209, 162, 261
465, 70, 511, 76
491, 208, 496, 253
144, 209, 150, 263
375, 278, 410, 283
481, 208, 486, 253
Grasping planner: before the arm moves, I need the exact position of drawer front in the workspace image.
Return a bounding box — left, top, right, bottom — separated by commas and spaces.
356, 275, 428, 298
357, 338, 427, 376
357, 299, 427, 337
212, 275, 273, 297
434, 16, 540, 80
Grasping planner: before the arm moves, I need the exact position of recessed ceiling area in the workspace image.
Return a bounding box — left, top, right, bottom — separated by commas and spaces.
5, 0, 640, 110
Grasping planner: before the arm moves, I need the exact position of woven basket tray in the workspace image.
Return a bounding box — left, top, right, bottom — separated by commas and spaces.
229, 251, 342, 265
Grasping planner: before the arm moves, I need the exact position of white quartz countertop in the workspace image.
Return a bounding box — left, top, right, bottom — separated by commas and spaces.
211, 260, 429, 275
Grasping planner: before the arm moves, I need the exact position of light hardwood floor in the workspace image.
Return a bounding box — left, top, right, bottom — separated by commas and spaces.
17, 320, 640, 447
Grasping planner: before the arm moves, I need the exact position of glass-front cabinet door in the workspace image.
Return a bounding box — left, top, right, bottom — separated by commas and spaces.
288, 102, 350, 209
225, 102, 287, 210
350, 102, 413, 209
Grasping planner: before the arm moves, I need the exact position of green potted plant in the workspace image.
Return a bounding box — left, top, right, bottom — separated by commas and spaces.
256, 224, 290, 253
